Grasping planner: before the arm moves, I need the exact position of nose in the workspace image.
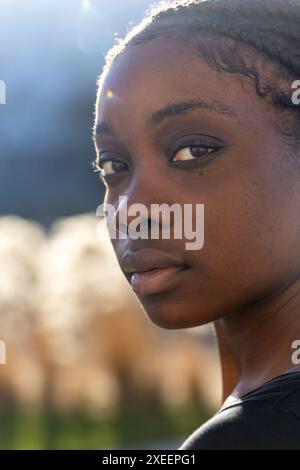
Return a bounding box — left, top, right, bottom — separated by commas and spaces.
112, 177, 174, 239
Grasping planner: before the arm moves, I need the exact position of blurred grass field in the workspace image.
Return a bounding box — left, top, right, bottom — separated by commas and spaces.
0, 403, 213, 450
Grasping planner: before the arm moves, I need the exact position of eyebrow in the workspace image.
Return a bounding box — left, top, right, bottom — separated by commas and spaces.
146, 98, 238, 127
94, 98, 238, 141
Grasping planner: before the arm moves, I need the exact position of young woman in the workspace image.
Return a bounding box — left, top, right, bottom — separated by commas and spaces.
93, 0, 300, 449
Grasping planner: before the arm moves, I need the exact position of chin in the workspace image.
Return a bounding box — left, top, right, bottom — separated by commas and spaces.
137, 294, 217, 329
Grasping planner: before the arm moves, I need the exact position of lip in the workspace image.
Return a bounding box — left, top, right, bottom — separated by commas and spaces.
120, 248, 188, 295
130, 266, 187, 295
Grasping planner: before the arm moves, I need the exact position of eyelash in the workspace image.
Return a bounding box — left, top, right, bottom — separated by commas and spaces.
96, 142, 222, 182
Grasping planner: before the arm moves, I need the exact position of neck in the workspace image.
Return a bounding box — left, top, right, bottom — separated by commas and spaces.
214, 273, 300, 406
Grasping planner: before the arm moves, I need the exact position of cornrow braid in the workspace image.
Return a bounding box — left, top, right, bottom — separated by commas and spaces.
98, 0, 300, 148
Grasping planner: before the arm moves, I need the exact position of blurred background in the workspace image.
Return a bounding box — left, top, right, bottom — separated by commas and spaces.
0, 0, 221, 449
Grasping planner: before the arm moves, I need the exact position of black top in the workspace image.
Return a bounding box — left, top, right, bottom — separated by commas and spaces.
178, 368, 300, 450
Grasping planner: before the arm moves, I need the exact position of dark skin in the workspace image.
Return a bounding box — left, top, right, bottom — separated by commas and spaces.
94, 36, 300, 406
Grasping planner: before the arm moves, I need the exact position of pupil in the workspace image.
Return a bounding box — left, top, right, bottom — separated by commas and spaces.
191, 146, 205, 157
113, 161, 125, 172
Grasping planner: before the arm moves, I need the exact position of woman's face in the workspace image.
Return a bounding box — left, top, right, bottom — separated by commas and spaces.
94, 36, 300, 329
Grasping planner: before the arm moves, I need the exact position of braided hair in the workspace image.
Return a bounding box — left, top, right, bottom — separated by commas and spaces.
96, 0, 300, 149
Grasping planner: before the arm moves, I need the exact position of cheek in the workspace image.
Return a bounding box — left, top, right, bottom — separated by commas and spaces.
186, 168, 300, 308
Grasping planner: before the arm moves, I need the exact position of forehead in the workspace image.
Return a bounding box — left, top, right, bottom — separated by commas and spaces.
95, 36, 270, 134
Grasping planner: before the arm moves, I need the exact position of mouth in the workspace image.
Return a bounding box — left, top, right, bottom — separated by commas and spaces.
129, 265, 188, 296
120, 247, 189, 296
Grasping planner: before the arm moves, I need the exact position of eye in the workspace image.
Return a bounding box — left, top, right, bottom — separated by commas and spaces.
97, 153, 129, 177
171, 144, 218, 162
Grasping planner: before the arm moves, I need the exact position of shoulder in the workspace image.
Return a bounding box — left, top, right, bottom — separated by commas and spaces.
179, 370, 300, 450
178, 401, 300, 450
